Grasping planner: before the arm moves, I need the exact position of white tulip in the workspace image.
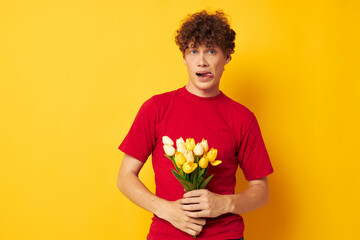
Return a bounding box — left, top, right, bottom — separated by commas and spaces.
176, 137, 186, 154
162, 136, 174, 146
184, 150, 194, 163
163, 144, 176, 156
193, 143, 204, 156
200, 139, 209, 153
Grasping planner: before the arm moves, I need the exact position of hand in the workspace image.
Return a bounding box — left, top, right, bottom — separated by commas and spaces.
160, 199, 206, 236
180, 189, 232, 218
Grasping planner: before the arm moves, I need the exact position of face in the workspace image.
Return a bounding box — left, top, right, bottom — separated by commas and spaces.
183, 43, 231, 97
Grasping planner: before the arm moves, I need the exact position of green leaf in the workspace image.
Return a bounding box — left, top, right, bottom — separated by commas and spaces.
165, 154, 180, 172
171, 168, 183, 181
192, 167, 198, 189
171, 169, 196, 191
199, 174, 214, 189
203, 166, 208, 178
196, 168, 206, 188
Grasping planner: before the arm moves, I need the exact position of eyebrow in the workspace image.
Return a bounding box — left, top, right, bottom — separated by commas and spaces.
187, 45, 217, 51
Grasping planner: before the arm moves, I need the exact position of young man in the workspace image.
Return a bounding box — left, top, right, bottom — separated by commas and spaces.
117, 10, 273, 240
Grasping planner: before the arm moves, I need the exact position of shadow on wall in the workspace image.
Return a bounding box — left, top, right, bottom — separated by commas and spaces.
232, 76, 295, 240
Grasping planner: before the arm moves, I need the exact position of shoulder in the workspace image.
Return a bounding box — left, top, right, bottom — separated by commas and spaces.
221, 93, 256, 122
145, 88, 181, 110
151, 88, 179, 103
139, 88, 181, 115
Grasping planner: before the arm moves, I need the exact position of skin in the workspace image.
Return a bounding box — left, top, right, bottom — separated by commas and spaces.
183, 43, 231, 98
118, 154, 206, 236
117, 43, 270, 237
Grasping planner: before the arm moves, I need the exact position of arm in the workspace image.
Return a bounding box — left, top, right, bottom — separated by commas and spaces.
117, 154, 206, 236
180, 177, 270, 218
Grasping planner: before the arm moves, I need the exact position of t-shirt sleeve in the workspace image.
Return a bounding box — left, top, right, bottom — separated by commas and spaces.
118, 97, 157, 162
238, 115, 274, 181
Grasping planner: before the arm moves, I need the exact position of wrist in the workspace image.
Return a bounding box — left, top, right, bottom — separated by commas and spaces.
224, 194, 236, 214
152, 197, 170, 219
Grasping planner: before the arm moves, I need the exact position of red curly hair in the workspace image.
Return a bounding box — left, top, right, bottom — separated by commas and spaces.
175, 10, 236, 56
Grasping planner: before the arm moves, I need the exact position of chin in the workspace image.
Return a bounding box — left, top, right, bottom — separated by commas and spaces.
196, 80, 217, 89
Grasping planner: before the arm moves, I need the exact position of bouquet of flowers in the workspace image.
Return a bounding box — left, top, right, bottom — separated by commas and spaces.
162, 136, 222, 192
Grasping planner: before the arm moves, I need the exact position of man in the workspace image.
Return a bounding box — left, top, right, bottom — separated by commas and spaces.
117, 10, 273, 240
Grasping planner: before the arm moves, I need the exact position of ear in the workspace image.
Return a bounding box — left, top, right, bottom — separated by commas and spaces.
225, 54, 231, 64
183, 58, 186, 65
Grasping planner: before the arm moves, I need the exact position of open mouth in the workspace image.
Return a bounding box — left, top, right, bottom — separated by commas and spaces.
196, 72, 214, 79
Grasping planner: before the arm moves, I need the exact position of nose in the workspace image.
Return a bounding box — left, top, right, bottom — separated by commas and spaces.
197, 53, 209, 67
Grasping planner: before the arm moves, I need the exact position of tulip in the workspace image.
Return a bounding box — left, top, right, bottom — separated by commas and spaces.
184, 150, 194, 163
185, 138, 195, 151
193, 143, 204, 156
176, 137, 186, 154
176, 137, 185, 146
174, 152, 186, 168
183, 161, 198, 174
210, 160, 222, 166
163, 144, 175, 156
206, 148, 218, 163
177, 143, 186, 155
200, 139, 209, 153
162, 136, 174, 146
199, 156, 209, 169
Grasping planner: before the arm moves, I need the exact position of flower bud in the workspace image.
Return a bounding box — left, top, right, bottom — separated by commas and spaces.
193, 143, 204, 156
200, 139, 209, 153
206, 148, 217, 163
163, 144, 175, 156
176, 137, 186, 154
176, 137, 185, 146
183, 161, 198, 174
174, 152, 186, 168
162, 136, 174, 146
185, 138, 195, 151
199, 156, 209, 169
184, 150, 194, 163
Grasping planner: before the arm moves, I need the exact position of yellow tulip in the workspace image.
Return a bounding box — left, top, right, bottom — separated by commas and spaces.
174, 152, 186, 168
210, 160, 222, 166
184, 150, 194, 163
193, 143, 204, 156
185, 138, 195, 151
163, 144, 175, 156
183, 161, 198, 174
199, 156, 209, 169
200, 139, 209, 153
162, 136, 174, 146
206, 148, 217, 163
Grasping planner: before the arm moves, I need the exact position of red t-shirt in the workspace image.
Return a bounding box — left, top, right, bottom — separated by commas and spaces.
119, 87, 273, 240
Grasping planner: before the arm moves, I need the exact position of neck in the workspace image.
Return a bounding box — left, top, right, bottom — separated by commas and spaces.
185, 85, 220, 98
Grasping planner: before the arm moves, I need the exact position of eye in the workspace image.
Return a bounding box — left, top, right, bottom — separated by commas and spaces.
209, 50, 215, 54
190, 50, 197, 54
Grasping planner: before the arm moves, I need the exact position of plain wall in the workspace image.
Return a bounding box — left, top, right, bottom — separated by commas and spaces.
1, 0, 359, 239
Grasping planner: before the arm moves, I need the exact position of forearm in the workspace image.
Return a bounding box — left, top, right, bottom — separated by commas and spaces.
117, 161, 206, 236
117, 170, 168, 218
181, 177, 270, 218
225, 179, 269, 215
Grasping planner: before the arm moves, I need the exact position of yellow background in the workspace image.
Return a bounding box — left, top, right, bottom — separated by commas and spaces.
1, 0, 359, 239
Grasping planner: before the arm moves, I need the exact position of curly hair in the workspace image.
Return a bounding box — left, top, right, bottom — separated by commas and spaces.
175, 10, 236, 56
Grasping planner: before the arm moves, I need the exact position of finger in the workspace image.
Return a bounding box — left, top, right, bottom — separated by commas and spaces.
192, 217, 206, 226
184, 222, 204, 235
186, 210, 210, 218
183, 189, 207, 198
184, 215, 206, 226
180, 196, 202, 205
184, 227, 201, 237
181, 202, 206, 211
